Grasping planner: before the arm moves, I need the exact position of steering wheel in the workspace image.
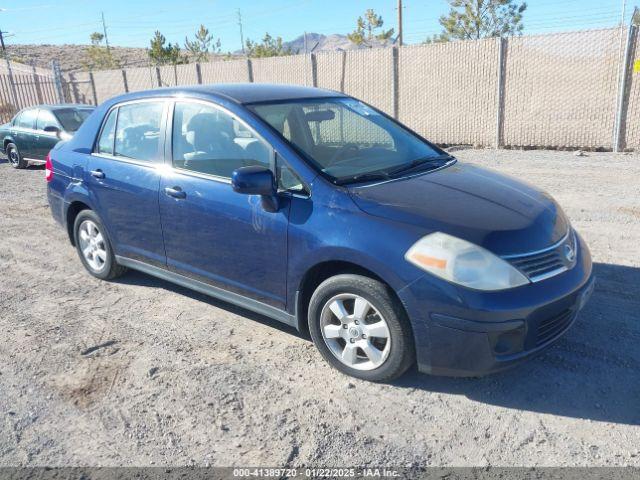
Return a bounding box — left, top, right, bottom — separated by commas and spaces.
327, 143, 360, 167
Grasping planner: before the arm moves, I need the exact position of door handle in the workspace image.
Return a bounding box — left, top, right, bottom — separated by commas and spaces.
164, 186, 186, 199
90, 169, 105, 179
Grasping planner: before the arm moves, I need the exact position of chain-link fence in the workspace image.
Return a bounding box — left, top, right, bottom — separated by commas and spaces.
3, 26, 640, 151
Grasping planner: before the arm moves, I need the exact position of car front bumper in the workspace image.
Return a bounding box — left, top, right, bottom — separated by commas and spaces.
397, 232, 594, 377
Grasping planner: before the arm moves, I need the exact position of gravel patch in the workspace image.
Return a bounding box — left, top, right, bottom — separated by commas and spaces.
0, 149, 638, 467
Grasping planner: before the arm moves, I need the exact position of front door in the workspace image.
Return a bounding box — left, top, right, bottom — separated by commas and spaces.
159, 100, 289, 309
86, 100, 168, 267
34, 109, 62, 159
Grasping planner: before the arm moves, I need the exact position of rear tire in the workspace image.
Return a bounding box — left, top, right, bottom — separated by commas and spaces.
308, 274, 415, 382
6, 143, 27, 169
73, 210, 127, 280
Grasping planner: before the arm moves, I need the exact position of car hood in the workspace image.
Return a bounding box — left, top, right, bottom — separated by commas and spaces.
348, 161, 569, 256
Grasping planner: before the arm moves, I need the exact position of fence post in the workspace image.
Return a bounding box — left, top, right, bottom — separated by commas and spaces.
31, 63, 43, 104
195, 63, 203, 84
495, 37, 507, 149
155, 66, 162, 87
310, 53, 318, 87
3, 54, 18, 108
88, 71, 98, 105
247, 58, 254, 82
121, 69, 129, 93
51, 60, 65, 104
339, 50, 347, 93
391, 46, 400, 120
614, 25, 637, 153
173, 64, 178, 86
67, 72, 80, 103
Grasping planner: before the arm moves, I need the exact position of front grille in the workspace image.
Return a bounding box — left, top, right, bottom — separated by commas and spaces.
536, 309, 574, 346
504, 230, 576, 282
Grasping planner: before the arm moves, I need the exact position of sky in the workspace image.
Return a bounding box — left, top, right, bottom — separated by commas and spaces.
1, 0, 631, 50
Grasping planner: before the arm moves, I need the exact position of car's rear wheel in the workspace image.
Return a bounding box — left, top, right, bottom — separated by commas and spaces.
73, 210, 127, 280
308, 274, 415, 382
6, 143, 27, 169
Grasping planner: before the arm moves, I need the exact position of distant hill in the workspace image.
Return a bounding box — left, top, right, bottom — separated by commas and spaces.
7, 32, 392, 74
282, 33, 392, 53
5, 44, 152, 73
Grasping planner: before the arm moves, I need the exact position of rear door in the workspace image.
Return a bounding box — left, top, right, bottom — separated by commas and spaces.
87, 99, 168, 267
34, 109, 62, 159
13, 108, 39, 157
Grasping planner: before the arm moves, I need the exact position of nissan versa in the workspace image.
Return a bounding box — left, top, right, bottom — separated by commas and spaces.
46, 84, 595, 381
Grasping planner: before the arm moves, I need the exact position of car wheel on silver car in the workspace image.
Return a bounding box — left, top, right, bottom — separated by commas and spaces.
309, 274, 415, 382
73, 210, 127, 280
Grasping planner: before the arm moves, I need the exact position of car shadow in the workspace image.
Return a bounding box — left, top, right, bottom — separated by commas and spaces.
117, 262, 639, 425
114, 270, 303, 338
393, 262, 640, 425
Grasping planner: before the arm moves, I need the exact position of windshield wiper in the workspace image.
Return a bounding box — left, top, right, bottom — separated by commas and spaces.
335, 171, 391, 185
387, 155, 454, 177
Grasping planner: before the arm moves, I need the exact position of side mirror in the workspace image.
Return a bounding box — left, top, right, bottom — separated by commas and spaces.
44, 125, 61, 136
232, 165, 279, 212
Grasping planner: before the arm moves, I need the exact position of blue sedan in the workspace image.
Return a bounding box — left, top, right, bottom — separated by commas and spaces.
45, 84, 594, 381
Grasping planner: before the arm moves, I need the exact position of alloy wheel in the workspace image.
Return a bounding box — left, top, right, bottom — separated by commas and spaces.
320, 293, 391, 371
78, 220, 108, 272
8, 147, 19, 167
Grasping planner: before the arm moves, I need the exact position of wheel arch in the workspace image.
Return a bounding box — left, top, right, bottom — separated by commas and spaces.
65, 200, 92, 246
295, 260, 411, 339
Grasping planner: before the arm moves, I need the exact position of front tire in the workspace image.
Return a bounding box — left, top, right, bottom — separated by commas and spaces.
6, 143, 27, 169
308, 274, 415, 382
73, 210, 127, 280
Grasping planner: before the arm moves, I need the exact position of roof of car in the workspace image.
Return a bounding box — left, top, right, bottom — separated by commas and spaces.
23, 104, 95, 111
113, 83, 346, 105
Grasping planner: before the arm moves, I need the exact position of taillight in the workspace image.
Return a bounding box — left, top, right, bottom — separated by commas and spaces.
45, 153, 54, 182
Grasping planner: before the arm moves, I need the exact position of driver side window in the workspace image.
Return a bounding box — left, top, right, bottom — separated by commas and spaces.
171, 101, 272, 179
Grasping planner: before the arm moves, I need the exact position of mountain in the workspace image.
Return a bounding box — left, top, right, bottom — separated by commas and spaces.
7, 32, 393, 74
283, 33, 392, 53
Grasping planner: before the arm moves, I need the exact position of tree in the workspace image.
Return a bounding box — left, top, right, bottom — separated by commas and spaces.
347, 9, 395, 46
148, 30, 186, 65
245, 33, 293, 58
83, 32, 119, 70
426, 0, 527, 43
185, 25, 221, 62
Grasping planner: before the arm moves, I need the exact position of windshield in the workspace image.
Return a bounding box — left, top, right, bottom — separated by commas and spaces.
249, 98, 450, 184
53, 108, 94, 132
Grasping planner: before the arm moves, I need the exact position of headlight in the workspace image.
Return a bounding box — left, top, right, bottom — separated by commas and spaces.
405, 232, 529, 291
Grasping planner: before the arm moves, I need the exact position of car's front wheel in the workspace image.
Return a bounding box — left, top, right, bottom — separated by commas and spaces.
6, 143, 27, 169
73, 210, 127, 280
308, 274, 415, 382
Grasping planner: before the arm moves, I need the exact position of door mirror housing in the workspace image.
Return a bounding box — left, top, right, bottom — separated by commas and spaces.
44, 125, 61, 136
232, 165, 279, 211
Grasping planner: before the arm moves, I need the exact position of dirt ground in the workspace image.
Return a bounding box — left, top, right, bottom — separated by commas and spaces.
0, 149, 638, 467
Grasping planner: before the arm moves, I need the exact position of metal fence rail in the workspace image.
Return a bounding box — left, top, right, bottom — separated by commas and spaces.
2, 27, 640, 151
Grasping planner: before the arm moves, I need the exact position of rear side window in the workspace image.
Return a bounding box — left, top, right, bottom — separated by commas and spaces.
114, 102, 164, 162
96, 108, 117, 155
16, 109, 38, 129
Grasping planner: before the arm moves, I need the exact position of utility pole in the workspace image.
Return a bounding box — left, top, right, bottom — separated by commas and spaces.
0, 29, 18, 107
237, 9, 245, 55
101, 11, 111, 52
397, 0, 403, 47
